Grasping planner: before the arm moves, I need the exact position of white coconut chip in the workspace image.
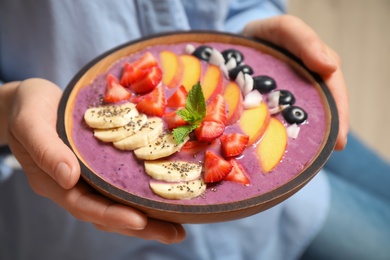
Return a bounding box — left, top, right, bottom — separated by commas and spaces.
269, 104, 290, 115
225, 57, 237, 71
209, 48, 225, 67
242, 73, 254, 95
184, 44, 195, 54
286, 124, 301, 139
243, 90, 263, 109
235, 71, 245, 91
267, 90, 280, 109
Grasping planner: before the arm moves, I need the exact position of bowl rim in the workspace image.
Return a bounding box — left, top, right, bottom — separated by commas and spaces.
57, 30, 339, 218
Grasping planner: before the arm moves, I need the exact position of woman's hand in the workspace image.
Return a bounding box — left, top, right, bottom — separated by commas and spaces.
6, 78, 185, 244
243, 15, 349, 150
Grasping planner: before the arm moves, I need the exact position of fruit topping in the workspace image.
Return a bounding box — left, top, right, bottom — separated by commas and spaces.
243, 90, 262, 109
167, 85, 188, 108
204, 150, 233, 183
104, 74, 131, 103
204, 94, 227, 125
253, 75, 277, 94
286, 123, 301, 139
228, 64, 254, 81
225, 159, 250, 186
221, 49, 244, 65
209, 48, 225, 67
278, 90, 295, 106
220, 133, 249, 158
282, 106, 308, 124
163, 110, 188, 130
194, 121, 225, 142
128, 66, 163, 94
135, 84, 166, 117
192, 45, 213, 61
144, 160, 202, 182
132, 51, 159, 70
120, 63, 148, 87
149, 177, 206, 200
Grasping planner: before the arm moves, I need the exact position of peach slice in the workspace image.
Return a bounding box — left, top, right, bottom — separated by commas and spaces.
179, 54, 201, 91
223, 82, 243, 125
160, 50, 183, 89
201, 64, 223, 101
238, 102, 270, 146
256, 117, 287, 173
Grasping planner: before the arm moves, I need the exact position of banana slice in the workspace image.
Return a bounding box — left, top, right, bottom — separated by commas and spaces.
134, 133, 189, 160
93, 114, 148, 142
113, 117, 163, 150
149, 178, 206, 200
84, 102, 137, 129
144, 160, 202, 182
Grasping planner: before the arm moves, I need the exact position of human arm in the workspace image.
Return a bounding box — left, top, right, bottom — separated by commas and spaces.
1, 78, 185, 244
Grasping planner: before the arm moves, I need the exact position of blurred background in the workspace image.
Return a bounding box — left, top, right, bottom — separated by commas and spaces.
289, 0, 390, 162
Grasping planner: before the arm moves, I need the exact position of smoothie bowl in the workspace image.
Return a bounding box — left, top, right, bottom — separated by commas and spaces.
57, 31, 338, 224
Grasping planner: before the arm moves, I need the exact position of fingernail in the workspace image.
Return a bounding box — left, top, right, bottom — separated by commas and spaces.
55, 162, 71, 188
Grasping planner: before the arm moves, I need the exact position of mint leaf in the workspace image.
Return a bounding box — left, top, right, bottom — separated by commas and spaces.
173, 82, 206, 143
173, 125, 198, 144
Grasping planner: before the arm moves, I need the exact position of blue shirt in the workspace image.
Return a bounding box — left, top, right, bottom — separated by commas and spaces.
0, 1, 330, 259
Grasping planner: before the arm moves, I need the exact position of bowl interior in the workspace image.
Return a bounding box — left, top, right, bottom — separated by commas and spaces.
57, 31, 338, 223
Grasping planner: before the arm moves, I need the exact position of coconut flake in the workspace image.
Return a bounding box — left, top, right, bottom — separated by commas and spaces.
242, 73, 254, 95
184, 44, 196, 54
243, 90, 262, 109
269, 104, 290, 115
235, 71, 245, 91
286, 124, 300, 139
267, 90, 280, 108
209, 48, 225, 67
225, 57, 237, 71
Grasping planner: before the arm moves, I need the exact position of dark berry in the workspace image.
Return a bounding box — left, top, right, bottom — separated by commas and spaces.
221, 49, 244, 64
228, 65, 254, 80
282, 106, 308, 124
253, 75, 277, 94
278, 90, 295, 105
192, 45, 213, 61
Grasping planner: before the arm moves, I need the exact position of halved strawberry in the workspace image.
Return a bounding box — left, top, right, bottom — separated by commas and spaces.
104, 74, 131, 103
194, 121, 225, 142
204, 94, 227, 125
136, 84, 166, 116
167, 85, 188, 108
181, 140, 220, 156
162, 110, 187, 129
220, 133, 249, 157
226, 159, 250, 185
129, 66, 163, 94
204, 150, 233, 183
132, 52, 158, 70
120, 62, 148, 87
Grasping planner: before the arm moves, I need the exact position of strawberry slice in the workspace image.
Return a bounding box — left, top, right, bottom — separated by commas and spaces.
132, 52, 158, 70
194, 121, 225, 142
167, 85, 188, 108
204, 150, 233, 183
104, 74, 131, 103
204, 94, 227, 125
181, 140, 219, 156
162, 110, 187, 130
220, 133, 249, 157
120, 62, 148, 87
129, 66, 163, 94
136, 84, 166, 116
226, 159, 250, 185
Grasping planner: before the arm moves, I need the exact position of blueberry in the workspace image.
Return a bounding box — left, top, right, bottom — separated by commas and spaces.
278, 90, 295, 105
228, 65, 254, 80
221, 49, 244, 64
192, 45, 213, 61
253, 75, 277, 94
282, 106, 308, 124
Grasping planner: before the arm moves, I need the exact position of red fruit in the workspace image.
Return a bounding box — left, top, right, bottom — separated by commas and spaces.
167, 85, 188, 108
132, 52, 158, 70
136, 84, 166, 116
204, 150, 233, 183
204, 94, 227, 125
129, 66, 163, 94
162, 110, 187, 129
194, 121, 225, 142
226, 159, 250, 185
120, 62, 148, 87
220, 133, 249, 157
104, 74, 131, 103
181, 140, 219, 156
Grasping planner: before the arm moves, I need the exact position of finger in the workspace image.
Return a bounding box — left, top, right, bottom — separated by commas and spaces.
243, 15, 337, 75
95, 219, 186, 244
8, 78, 80, 189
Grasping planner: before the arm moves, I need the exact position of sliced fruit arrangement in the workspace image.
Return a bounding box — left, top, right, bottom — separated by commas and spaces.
83, 44, 311, 200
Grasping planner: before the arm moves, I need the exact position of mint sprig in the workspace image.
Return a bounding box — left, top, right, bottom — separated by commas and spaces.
173, 82, 206, 143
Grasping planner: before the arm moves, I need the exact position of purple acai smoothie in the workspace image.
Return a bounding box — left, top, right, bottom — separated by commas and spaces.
71, 42, 326, 205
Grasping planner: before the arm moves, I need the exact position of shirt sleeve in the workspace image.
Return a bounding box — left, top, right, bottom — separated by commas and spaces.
224, 0, 287, 33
